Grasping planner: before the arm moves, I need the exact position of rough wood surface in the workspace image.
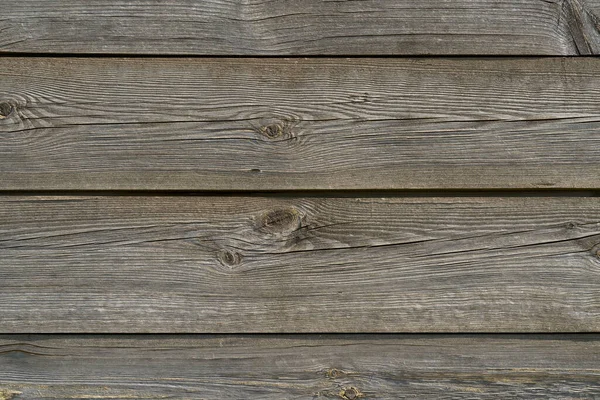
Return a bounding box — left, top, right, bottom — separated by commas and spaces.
1, 57, 600, 190
0, 335, 599, 399
1, 0, 599, 55
1, 195, 599, 333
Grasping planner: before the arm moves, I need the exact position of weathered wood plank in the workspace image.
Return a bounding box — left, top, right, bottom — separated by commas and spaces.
0, 0, 599, 55
1, 57, 600, 190
1, 195, 599, 333
0, 335, 599, 399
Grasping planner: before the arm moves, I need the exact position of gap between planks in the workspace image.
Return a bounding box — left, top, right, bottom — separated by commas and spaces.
0, 189, 598, 198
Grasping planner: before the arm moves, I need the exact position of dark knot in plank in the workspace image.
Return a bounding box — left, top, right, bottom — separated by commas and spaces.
257, 208, 301, 234
0, 102, 13, 119
217, 249, 243, 268
256, 118, 297, 141
326, 368, 346, 379
592, 243, 600, 259
261, 123, 283, 139
340, 387, 361, 399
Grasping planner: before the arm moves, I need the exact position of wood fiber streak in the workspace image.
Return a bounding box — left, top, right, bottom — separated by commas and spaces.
1, 196, 600, 333
0, 0, 599, 54
0, 335, 599, 399
1, 58, 600, 190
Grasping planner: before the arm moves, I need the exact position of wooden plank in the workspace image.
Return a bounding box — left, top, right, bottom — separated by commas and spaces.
0, 334, 599, 399
0, 0, 599, 55
1, 195, 599, 333
1, 57, 600, 190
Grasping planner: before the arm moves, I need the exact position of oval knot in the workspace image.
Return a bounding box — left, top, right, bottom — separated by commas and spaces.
340, 387, 361, 400
217, 249, 243, 268
257, 208, 301, 234
0, 102, 14, 119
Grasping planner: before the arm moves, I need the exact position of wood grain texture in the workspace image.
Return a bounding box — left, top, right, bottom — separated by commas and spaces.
0, 0, 599, 55
1, 57, 600, 190
1, 195, 600, 333
0, 335, 599, 399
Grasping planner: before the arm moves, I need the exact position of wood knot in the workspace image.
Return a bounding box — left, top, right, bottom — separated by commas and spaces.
217, 249, 243, 268
326, 368, 344, 378
0, 389, 21, 400
261, 123, 283, 139
256, 118, 297, 141
592, 243, 600, 259
565, 221, 577, 229
257, 208, 301, 234
0, 102, 13, 119
340, 387, 361, 400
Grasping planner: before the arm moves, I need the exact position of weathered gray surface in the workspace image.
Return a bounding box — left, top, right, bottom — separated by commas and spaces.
0, 335, 599, 399
1, 57, 600, 190
2, 1, 598, 397
1, 195, 599, 333
0, 0, 599, 55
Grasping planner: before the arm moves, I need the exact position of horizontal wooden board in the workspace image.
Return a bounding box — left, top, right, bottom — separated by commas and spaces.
1, 0, 599, 55
1, 195, 600, 333
1, 58, 600, 190
0, 335, 599, 399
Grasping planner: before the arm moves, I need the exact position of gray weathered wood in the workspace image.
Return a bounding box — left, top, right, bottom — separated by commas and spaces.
1, 57, 600, 190
0, 334, 599, 399
1, 0, 599, 55
1, 195, 599, 333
